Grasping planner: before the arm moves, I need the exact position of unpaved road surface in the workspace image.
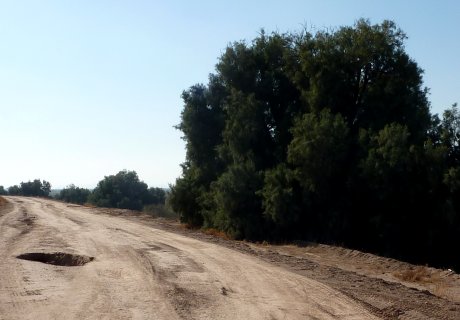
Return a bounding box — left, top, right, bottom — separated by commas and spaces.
2, 197, 460, 319
0, 196, 377, 320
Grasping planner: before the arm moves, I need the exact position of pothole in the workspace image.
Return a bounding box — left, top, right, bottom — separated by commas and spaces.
16, 252, 94, 266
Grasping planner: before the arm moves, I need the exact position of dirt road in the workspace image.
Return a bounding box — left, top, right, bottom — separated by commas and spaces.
0, 196, 378, 320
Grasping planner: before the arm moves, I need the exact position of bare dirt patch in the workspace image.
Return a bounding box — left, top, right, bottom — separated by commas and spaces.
16, 252, 94, 267
4, 197, 457, 319
0, 196, 13, 214
125, 216, 460, 320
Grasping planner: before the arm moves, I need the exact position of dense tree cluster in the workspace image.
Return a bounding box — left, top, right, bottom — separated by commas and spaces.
87, 170, 165, 210
7, 179, 51, 197
170, 20, 460, 270
56, 184, 92, 205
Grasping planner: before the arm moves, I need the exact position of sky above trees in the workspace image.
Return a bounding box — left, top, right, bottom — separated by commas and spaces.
0, 0, 458, 188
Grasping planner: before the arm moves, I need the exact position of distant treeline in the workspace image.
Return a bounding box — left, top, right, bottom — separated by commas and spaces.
85, 170, 166, 210
1, 170, 167, 212
2, 179, 51, 197
169, 20, 460, 270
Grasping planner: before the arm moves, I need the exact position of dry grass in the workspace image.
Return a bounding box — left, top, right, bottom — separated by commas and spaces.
143, 204, 179, 219
203, 228, 231, 240
394, 266, 434, 282
83, 203, 96, 208
180, 223, 199, 230
434, 282, 448, 297
0, 196, 7, 206
392, 266, 455, 300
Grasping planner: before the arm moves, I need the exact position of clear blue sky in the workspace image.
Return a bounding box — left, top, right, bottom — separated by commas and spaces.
0, 1, 459, 189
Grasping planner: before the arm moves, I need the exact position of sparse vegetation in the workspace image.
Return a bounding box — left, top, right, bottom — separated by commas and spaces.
394, 266, 434, 283
143, 203, 178, 219
203, 228, 230, 240
434, 282, 448, 298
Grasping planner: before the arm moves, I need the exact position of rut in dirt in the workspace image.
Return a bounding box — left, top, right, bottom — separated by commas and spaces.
17, 252, 94, 266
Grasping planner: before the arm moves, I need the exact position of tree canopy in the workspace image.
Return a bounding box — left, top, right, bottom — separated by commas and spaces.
7, 179, 52, 197
170, 20, 460, 270
57, 184, 91, 205
88, 170, 163, 210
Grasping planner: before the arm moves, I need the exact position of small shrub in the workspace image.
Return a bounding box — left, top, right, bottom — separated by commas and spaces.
203, 228, 231, 240
143, 204, 179, 219
394, 266, 432, 282
434, 282, 448, 298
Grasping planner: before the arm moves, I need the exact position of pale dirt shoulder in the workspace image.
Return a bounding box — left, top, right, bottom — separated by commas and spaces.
88, 205, 460, 320
256, 242, 460, 303
3, 197, 459, 320
0, 197, 378, 320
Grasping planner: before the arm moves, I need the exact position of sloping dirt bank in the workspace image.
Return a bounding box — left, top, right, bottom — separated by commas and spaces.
0, 196, 459, 319
98, 205, 460, 320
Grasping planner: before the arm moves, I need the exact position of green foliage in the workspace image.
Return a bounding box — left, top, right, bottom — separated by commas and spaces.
178, 84, 225, 173
205, 161, 264, 239
143, 203, 179, 219
57, 184, 91, 205
296, 20, 430, 139
170, 82, 226, 226
169, 19, 460, 270
260, 163, 305, 235
439, 103, 460, 165
145, 187, 166, 205
8, 185, 21, 195
7, 179, 52, 197
288, 109, 350, 193
168, 167, 205, 226
88, 170, 149, 210
359, 123, 411, 182
444, 167, 460, 193
0, 186, 6, 195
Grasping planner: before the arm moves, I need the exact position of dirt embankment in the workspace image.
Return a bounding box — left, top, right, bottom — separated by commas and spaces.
112, 209, 460, 320
1, 196, 459, 320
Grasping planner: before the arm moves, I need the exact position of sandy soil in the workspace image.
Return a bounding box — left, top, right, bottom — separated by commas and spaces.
0, 197, 459, 319
148, 223, 460, 320
0, 196, 377, 320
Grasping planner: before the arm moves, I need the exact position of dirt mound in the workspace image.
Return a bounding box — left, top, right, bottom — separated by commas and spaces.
17, 252, 94, 266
